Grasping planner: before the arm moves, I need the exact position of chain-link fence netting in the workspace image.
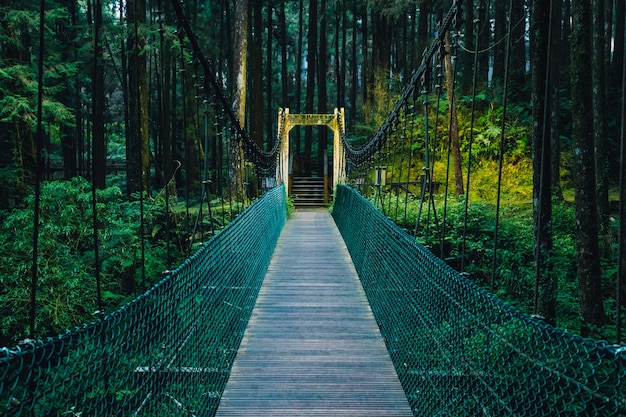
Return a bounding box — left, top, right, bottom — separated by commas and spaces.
1, 185, 286, 417
333, 185, 626, 416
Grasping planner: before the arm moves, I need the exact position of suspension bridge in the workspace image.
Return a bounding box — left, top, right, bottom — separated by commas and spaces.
2, 0, 626, 415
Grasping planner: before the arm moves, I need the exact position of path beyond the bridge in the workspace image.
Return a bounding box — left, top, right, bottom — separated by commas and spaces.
215, 209, 413, 416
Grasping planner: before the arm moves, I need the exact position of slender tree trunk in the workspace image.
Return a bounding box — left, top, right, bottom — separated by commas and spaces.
126, 0, 149, 195
371, 10, 391, 78
361, 9, 369, 101
92, 0, 106, 189
460, 0, 474, 92
510, 0, 528, 100
614, 0, 624, 92
531, 0, 555, 324
233, 0, 248, 127
304, 0, 317, 175
295, 0, 304, 155
571, 0, 607, 337
592, 0, 610, 247
279, 0, 288, 107
445, 33, 463, 197
233, 0, 248, 190
492, 0, 506, 82
349, 0, 357, 127
160, 8, 175, 195
417, 0, 430, 63
265, 0, 274, 149
550, 0, 564, 201
58, 0, 79, 179
250, 0, 264, 147
318, 0, 328, 175
477, 0, 489, 84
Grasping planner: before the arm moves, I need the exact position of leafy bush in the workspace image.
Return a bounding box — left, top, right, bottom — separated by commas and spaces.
0, 178, 186, 347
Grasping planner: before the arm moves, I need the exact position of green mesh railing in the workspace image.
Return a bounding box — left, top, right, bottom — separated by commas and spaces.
1, 185, 286, 417
332, 185, 626, 416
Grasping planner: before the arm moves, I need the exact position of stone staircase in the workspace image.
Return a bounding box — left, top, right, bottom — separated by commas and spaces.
291, 177, 326, 208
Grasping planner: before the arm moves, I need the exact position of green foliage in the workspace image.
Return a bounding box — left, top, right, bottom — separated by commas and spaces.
0, 178, 187, 347
369, 185, 617, 336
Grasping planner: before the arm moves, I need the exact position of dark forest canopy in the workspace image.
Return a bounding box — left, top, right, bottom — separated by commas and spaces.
0, 0, 625, 344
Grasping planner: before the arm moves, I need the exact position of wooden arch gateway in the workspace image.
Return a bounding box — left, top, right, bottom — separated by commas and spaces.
276, 108, 347, 202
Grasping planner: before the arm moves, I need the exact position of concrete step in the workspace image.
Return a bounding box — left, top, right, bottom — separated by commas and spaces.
291, 177, 327, 208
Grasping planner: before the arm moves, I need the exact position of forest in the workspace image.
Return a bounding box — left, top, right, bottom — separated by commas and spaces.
0, 0, 624, 348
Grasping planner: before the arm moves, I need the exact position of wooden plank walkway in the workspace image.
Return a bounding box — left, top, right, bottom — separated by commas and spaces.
215, 209, 413, 417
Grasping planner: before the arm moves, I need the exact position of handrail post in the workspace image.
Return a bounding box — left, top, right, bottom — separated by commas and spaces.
323, 150, 329, 205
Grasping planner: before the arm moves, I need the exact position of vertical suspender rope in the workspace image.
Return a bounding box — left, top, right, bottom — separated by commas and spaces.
460, 10, 481, 273
30, 0, 46, 339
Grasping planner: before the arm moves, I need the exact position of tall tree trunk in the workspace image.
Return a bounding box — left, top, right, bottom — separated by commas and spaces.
614, 0, 625, 93
371, 10, 391, 77
250, 0, 264, 148
304, 0, 318, 175
58, 0, 79, 179
550, 0, 564, 201
531, 0, 555, 324
417, 0, 430, 63
295, 0, 304, 155
233, 0, 248, 127
92, 0, 106, 189
233, 0, 248, 189
265, 0, 274, 149
477, 0, 490, 85
460, 0, 474, 92
279, 0, 288, 107
571, 0, 607, 336
592, 0, 610, 248
509, 0, 528, 100
492, 0, 506, 82
445, 33, 463, 197
317, 0, 327, 175
160, 5, 175, 195
361, 9, 369, 101
349, 0, 358, 127
127, 0, 150, 195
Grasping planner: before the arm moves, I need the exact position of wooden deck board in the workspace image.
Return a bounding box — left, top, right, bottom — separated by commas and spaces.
215, 209, 413, 417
